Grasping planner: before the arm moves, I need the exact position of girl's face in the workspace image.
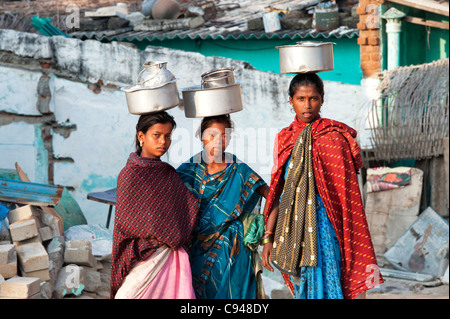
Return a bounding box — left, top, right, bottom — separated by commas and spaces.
137, 122, 173, 159
202, 122, 231, 158
290, 84, 323, 123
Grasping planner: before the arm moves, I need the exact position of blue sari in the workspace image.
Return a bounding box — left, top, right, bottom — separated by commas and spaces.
283, 157, 344, 299
177, 152, 266, 299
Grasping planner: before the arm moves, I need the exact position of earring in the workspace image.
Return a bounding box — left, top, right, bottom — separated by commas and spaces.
140, 140, 143, 147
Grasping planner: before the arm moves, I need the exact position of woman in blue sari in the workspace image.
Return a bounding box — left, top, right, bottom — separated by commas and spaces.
177, 115, 269, 299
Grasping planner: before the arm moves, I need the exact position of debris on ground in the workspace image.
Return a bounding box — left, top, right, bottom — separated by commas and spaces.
0, 163, 111, 299
0, 203, 112, 299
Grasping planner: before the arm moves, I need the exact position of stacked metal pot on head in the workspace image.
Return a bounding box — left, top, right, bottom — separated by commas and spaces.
121, 61, 180, 115
121, 63, 243, 118
276, 41, 335, 74
181, 67, 243, 118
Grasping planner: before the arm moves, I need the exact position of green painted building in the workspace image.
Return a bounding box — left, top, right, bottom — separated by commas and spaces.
380, 0, 449, 69
125, 33, 362, 85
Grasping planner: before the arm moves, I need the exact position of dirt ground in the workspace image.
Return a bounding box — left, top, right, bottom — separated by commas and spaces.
269, 278, 449, 299
366, 278, 449, 299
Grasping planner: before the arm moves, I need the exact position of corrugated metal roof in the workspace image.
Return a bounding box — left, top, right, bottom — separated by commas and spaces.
71, 27, 358, 42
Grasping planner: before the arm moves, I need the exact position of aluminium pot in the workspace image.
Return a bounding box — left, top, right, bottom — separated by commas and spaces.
182, 83, 243, 118
138, 61, 174, 88
276, 41, 334, 74
201, 67, 235, 89
121, 79, 179, 115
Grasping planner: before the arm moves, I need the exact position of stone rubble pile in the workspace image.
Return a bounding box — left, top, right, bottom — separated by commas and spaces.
0, 205, 110, 299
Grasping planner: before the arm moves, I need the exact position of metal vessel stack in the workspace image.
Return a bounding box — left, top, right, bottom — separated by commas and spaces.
121, 61, 180, 115
181, 68, 243, 118
121, 62, 243, 118
121, 41, 335, 117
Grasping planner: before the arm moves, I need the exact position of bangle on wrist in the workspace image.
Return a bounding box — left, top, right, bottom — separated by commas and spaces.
261, 236, 274, 245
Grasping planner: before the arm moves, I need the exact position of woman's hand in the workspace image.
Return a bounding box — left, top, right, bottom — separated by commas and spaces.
262, 242, 274, 272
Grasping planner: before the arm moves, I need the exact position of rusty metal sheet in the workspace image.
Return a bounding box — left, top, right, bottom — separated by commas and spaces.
0, 178, 63, 206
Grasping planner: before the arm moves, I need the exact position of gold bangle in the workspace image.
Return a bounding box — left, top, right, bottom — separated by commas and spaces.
261, 236, 274, 245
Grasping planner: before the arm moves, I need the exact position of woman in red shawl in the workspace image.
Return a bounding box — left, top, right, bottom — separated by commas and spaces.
111, 111, 199, 299
261, 73, 383, 299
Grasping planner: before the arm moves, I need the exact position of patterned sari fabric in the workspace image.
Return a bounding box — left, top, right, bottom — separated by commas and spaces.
264, 116, 383, 299
293, 194, 344, 299
281, 157, 344, 299
111, 152, 199, 298
177, 152, 266, 299
272, 124, 318, 274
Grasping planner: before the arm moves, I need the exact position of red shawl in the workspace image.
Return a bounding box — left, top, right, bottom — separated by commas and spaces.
110, 152, 199, 297
264, 116, 383, 299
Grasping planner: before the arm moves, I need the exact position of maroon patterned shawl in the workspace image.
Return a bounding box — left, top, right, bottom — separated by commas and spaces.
110, 152, 199, 297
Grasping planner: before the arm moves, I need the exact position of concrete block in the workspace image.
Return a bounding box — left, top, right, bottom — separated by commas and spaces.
0, 251, 17, 279
20, 266, 50, 282
13, 234, 42, 246
0, 276, 40, 298
53, 264, 86, 299
81, 266, 101, 292
40, 210, 61, 238
99, 260, 111, 275
7, 205, 42, 224
47, 236, 65, 287
0, 244, 15, 264
28, 292, 41, 299
38, 226, 54, 242
99, 271, 111, 292
40, 281, 53, 299
15, 242, 49, 272
64, 240, 97, 268
47, 236, 65, 269
9, 218, 39, 242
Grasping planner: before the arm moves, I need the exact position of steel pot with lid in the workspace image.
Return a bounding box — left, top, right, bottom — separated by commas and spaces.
121, 61, 179, 115
138, 61, 175, 87
121, 79, 180, 115
182, 67, 243, 118
182, 83, 243, 118
201, 67, 235, 89
276, 41, 334, 74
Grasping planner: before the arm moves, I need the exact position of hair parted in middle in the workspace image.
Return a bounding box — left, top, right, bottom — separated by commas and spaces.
135, 111, 176, 155
196, 114, 234, 140
288, 73, 325, 102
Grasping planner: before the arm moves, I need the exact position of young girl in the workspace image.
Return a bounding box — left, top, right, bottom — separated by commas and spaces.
262, 73, 383, 299
177, 114, 269, 299
111, 111, 199, 299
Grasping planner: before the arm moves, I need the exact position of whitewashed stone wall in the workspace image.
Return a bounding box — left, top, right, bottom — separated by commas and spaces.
0, 29, 372, 226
